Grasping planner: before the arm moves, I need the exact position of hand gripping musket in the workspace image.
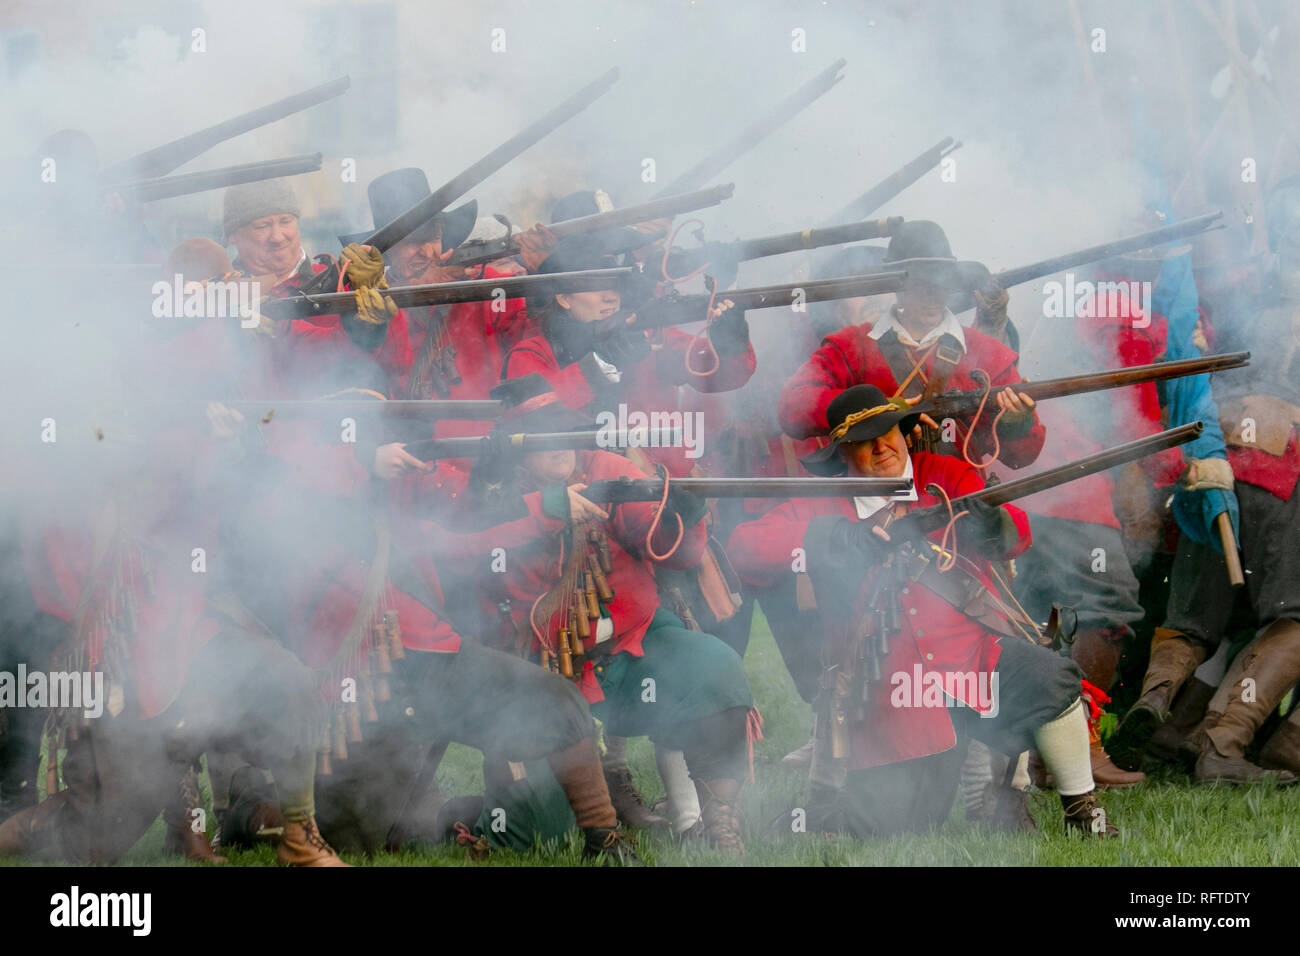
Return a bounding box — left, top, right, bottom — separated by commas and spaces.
597, 269, 909, 333
918, 351, 1250, 423
278, 67, 620, 304
946, 211, 1225, 313
652, 58, 846, 198
110, 153, 323, 203
261, 265, 635, 321
99, 77, 350, 183
662, 217, 905, 281
825, 137, 962, 224
446, 184, 737, 268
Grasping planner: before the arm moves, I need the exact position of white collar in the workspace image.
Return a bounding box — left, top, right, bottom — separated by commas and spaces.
852, 456, 918, 520
868, 307, 966, 351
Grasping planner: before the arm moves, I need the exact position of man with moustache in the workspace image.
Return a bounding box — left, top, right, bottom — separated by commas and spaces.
221, 178, 411, 398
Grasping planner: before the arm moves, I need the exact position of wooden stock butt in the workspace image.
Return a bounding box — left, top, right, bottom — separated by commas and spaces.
1216, 512, 1245, 588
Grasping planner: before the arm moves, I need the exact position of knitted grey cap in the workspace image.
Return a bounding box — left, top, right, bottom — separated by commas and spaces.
222, 178, 301, 238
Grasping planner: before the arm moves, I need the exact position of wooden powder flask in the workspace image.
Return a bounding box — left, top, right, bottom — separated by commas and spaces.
574, 593, 591, 640
589, 528, 612, 574
359, 673, 380, 722
347, 702, 363, 743
584, 570, 600, 619
317, 724, 333, 776
384, 609, 404, 660
558, 617, 575, 679
373, 624, 393, 675
586, 551, 613, 601
539, 647, 553, 673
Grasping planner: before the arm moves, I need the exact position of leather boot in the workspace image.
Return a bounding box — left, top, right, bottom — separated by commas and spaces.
1061, 790, 1119, 837
1148, 677, 1217, 766
1088, 726, 1145, 788
276, 817, 350, 867
581, 826, 644, 866
981, 782, 1038, 832
1259, 711, 1300, 775
1108, 630, 1206, 770
603, 767, 668, 830
163, 767, 225, 863
1195, 620, 1300, 786
1071, 627, 1139, 782
696, 779, 745, 854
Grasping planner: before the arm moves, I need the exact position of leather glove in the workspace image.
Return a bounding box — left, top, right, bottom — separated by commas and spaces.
595, 327, 651, 370
707, 304, 751, 357
1181, 456, 1234, 492
353, 286, 398, 327
830, 518, 892, 567
962, 497, 1017, 557
664, 485, 708, 529
341, 243, 388, 290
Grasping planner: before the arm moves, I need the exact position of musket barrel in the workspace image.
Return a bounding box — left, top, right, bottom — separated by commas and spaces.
827, 137, 958, 224
406, 426, 686, 461
546, 183, 736, 240
654, 59, 846, 198
948, 211, 1225, 313
731, 217, 903, 261
227, 399, 503, 421
101, 77, 350, 183
365, 68, 620, 253
114, 153, 323, 203
582, 476, 914, 503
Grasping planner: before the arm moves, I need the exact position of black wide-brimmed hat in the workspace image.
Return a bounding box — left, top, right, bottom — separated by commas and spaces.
800, 384, 925, 476
338, 167, 477, 250
884, 220, 986, 293
489, 374, 592, 434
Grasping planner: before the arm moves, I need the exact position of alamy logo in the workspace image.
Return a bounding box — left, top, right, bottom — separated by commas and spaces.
890, 666, 999, 718
594, 404, 703, 459
50, 886, 151, 936
151, 274, 262, 328
0, 666, 104, 718
1041, 273, 1151, 328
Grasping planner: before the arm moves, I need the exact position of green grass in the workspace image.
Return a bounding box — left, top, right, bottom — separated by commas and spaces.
17, 608, 1300, 866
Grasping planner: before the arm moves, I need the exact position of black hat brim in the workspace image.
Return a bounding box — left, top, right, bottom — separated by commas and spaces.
886, 257, 986, 294
799, 405, 925, 476
337, 200, 478, 252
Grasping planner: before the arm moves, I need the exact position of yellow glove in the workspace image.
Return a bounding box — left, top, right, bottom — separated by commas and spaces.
341, 243, 388, 290
354, 286, 398, 326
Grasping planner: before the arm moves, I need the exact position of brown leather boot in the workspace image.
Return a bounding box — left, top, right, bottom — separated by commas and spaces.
1147, 676, 1217, 765
1061, 790, 1119, 837
1195, 620, 1300, 786
603, 767, 668, 830
1260, 713, 1300, 775
163, 767, 226, 863
696, 779, 745, 854
1108, 630, 1206, 770
1071, 627, 1143, 784
276, 817, 350, 867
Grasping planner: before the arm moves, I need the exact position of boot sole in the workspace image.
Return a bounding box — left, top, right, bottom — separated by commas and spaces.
1107, 705, 1162, 771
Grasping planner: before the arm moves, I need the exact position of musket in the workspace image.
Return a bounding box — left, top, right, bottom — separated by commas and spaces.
403, 427, 687, 462
919, 352, 1250, 421
446, 183, 737, 267
653, 59, 846, 198
226, 399, 502, 425
581, 475, 915, 504
605, 269, 909, 332
288, 67, 621, 302
99, 77, 350, 183
261, 266, 635, 321
947, 211, 1225, 313
826, 137, 962, 224
663, 217, 903, 278
110, 153, 323, 203
895, 423, 1204, 537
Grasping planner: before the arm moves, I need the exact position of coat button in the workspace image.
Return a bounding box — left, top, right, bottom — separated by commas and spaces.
908, 607, 917, 615
916, 630, 924, 637
901, 588, 909, 595
925, 653, 934, 661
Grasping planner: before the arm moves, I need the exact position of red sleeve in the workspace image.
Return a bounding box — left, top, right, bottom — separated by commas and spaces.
779, 329, 861, 438
502, 339, 599, 408
420, 490, 566, 564
926, 454, 1032, 559
727, 502, 812, 589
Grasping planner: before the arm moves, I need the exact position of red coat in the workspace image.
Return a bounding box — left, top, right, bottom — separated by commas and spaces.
425, 450, 706, 703
778, 323, 1045, 469
727, 451, 1032, 769
502, 329, 756, 477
